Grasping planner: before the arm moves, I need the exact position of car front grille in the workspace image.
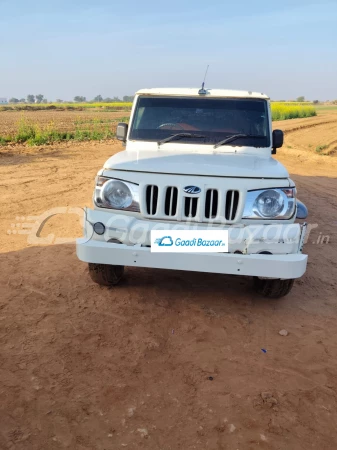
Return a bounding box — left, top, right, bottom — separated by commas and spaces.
144, 184, 240, 223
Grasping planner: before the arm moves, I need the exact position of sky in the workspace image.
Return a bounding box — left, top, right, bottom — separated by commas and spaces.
0, 0, 336, 101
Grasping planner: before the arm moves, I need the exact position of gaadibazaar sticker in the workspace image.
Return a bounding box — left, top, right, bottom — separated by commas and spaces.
151, 230, 229, 253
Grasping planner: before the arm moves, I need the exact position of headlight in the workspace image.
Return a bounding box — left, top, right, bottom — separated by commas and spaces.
103, 180, 132, 209
243, 188, 296, 219
94, 177, 140, 212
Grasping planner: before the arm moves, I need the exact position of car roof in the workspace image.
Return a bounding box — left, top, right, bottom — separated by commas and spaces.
135, 88, 269, 99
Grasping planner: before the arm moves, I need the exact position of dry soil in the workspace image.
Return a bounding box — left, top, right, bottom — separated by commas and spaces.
0, 112, 337, 450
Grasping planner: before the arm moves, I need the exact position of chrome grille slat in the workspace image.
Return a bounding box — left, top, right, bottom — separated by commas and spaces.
205, 189, 218, 219
189, 198, 193, 217
184, 197, 198, 218
184, 197, 199, 219
169, 187, 174, 216
229, 191, 234, 220
150, 186, 154, 215
164, 186, 178, 217
225, 190, 239, 221
209, 189, 213, 219
146, 185, 158, 215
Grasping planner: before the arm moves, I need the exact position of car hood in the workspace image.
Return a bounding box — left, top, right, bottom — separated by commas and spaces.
103, 150, 289, 178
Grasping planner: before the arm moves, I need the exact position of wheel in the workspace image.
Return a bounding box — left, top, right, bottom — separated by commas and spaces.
88, 263, 124, 286
253, 277, 294, 298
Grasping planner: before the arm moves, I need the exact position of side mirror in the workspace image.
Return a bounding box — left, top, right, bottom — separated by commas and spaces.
296, 200, 308, 219
116, 123, 128, 142
272, 129, 284, 154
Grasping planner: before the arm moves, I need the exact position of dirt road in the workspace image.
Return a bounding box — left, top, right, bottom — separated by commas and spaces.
0, 114, 337, 449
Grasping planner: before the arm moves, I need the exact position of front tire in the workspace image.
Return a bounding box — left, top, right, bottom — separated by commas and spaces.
88, 263, 124, 286
253, 277, 294, 298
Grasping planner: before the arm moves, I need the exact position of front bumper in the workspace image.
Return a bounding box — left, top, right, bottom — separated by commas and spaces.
76, 208, 308, 279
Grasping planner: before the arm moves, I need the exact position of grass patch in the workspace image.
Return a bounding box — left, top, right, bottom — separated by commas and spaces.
271, 103, 317, 121
0, 135, 12, 145
315, 145, 328, 154
74, 118, 115, 125
1, 117, 115, 146
74, 116, 129, 125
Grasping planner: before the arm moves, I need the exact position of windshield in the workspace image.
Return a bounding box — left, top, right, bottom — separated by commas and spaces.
129, 96, 270, 147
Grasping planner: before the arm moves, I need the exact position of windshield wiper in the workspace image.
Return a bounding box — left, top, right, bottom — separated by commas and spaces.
213, 134, 265, 149
158, 133, 205, 146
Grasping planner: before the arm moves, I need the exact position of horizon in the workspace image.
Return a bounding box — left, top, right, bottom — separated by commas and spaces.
0, 95, 333, 103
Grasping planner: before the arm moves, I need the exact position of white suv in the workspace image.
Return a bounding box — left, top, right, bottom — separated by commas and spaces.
77, 88, 308, 298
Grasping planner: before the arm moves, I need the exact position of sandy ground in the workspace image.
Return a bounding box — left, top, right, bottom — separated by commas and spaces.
0, 113, 337, 449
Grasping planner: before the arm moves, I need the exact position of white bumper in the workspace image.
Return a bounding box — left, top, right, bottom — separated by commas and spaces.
76, 208, 308, 279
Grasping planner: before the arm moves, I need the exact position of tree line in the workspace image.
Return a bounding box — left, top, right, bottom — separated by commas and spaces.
9, 94, 46, 103
9, 95, 134, 104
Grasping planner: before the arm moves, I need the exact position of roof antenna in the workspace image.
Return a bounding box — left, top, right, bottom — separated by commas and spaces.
198, 65, 209, 95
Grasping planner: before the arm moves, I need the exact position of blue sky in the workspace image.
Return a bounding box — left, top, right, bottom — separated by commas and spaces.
0, 0, 336, 101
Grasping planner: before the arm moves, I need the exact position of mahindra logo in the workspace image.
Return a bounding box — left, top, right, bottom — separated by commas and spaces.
183, 185, 201, 195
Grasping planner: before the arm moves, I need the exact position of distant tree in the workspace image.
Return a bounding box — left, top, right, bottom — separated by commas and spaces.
19, 98, 26, 103
74, 96, 86, 102
296, 96, 305, 102
104, 96, 121, 102
313, 100, 319, 104
93, 95, 103, 102
27, 94, 35, 103
35, 94, 44, 103
42, 99, 48, 103
9, 98, 19, 103
123, 95, 134, 102
56, 99, 63, 103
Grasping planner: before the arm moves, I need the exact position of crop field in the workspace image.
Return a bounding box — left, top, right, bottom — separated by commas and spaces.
315, 104, 337, 111
271, 102, 316, 120
1, 101, 316, 118
0, 102, 133, 112
0, 110, 129, 146
0, 102, 318, 147
273, 109, 337, 156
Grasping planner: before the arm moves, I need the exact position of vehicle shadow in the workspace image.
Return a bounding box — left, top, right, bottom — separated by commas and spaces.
0, 243, 300, 318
